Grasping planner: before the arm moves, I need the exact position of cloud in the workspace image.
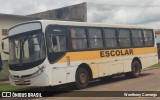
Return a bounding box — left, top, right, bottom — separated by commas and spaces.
87, 0, 160, 26
0, 0, 82, 15
0, 0, 160, 28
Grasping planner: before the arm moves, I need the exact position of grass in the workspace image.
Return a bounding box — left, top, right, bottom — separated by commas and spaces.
0, 61, 9, 81
0, 85, 31, 91
0, 85, 32, 97
0, 61, 31, 92
149, 62, 160, 68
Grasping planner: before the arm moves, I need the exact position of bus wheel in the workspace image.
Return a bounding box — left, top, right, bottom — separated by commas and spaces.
75, 68, 89, 89
125, 61, 141, 78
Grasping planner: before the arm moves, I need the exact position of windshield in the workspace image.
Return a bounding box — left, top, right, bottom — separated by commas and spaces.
9, 30, 46, 65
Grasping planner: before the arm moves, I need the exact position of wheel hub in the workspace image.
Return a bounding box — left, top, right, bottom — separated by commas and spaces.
80, 73, 87, 84
133, 65, 139, 74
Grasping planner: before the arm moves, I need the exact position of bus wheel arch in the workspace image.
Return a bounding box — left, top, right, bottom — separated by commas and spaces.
125, 57, 142, 78
75, 63, 93, 89
132, 57, 142, 70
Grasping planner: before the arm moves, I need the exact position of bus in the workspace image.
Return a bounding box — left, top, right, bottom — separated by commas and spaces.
8, 20, 158, 89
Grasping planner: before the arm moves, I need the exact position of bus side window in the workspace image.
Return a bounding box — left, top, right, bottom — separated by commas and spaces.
71, 29, 77, 49
70, 28, 87, 50
143, 30, 154, 46
46, 26, 67, 53
51, 35, 66, 52
118, 29, 131, 47
88, 28, 103, 49
103, 28, 117, 48
131, 29, 143, 47
52, 35, 57, 46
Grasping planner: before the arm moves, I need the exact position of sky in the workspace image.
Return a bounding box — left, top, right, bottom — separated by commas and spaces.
0, 0, 160, 29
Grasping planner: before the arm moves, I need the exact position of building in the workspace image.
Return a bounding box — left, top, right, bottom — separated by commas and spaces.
0, 14, 38, 60
0, 2, 87, 61
155, 29, 160, 59
27, 2, 87, 22
155, 29, 160, 43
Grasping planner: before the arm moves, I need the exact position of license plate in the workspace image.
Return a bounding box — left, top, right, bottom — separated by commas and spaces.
18, 80, 25, 84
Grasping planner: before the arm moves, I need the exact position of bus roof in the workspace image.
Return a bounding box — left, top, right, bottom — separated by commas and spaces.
9, 20, 153, 30
40, 20, 153, 29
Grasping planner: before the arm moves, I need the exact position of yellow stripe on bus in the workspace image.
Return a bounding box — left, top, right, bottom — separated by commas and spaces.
57, 47, 157, 63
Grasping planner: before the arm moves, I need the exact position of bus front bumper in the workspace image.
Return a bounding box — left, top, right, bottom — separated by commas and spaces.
9, 72, 49, 86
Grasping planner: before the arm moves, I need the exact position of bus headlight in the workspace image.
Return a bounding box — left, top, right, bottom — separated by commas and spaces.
10, 75, 15, 79
10, 65, 46, 79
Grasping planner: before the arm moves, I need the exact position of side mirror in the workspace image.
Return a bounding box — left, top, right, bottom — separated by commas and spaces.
2, 42, 4, 50
2, 37, 9, 55
52, 36, 57, 46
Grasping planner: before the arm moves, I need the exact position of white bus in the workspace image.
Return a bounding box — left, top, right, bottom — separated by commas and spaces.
8, 20, 158, 89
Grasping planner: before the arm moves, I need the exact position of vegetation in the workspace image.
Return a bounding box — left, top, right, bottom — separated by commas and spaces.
0, 61, 9, 81
0, 85, 31, 91
0, 61, 31, 91
149, 63, 160, 68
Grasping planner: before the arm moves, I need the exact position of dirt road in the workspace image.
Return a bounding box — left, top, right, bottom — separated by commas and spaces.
43, 68, 160, 100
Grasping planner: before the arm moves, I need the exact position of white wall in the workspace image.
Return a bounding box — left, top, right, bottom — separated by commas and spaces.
0, 16, 34, 60
156, 34, 160, 44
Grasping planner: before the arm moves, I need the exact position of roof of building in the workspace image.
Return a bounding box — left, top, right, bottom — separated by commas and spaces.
0, 13, 40, 19
27, 2, 86, 16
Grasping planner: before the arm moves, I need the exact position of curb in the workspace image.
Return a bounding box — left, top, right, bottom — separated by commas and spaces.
143, 67, 160, 71
0, 81, 9, 85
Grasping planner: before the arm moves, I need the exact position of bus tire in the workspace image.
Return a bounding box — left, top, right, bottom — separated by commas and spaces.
75, 67, 89, 89
125, 61, 141, 78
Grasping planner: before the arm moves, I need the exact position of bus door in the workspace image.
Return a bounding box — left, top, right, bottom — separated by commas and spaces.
46, 25, 68, 85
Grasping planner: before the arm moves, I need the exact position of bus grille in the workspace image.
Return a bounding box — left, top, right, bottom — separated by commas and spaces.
14, 80, 31, 85
13, 74, 33, 78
